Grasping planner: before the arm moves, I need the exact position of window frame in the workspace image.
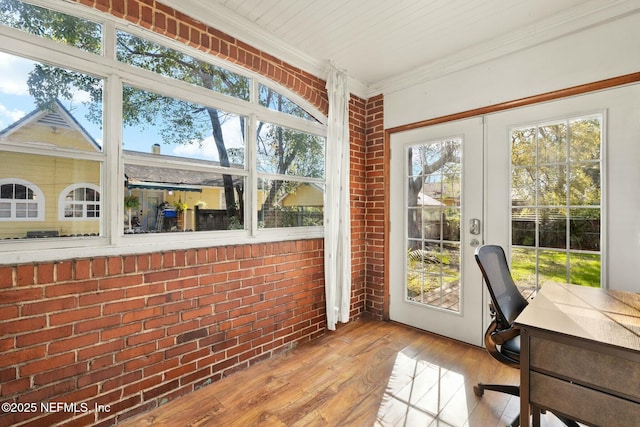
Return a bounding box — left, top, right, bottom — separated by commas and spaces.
0, 0, 327, 264
58, 183, 101, 221
0, 178, 45, 221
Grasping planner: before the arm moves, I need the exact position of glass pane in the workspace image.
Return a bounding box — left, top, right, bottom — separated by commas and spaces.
117, 31, 249, 100
511, 167, 535, 206
124, 165, 245, 233
538, 165, 566, 206
511, 126, 536, 167
0, 0, 102, 54
569, 164, 600, 205
122, 86, 246, 166
421, 207, 441, 240
0, 54, 103, 150
569, 252, 600, 287
259, 84, 317, 122
538, 250, 568, 287
442, 207, 460, 242
512, 208, 536, 246
569, 117, 601, 161
405, 138, 461, 313
511, 247, 537, 291
256, 121, 325, 178
570, 208, 600, 251
257, 179, 323, 228
538, 122, 566, 164
408, 146, 423, 176
539, 208, 566, 249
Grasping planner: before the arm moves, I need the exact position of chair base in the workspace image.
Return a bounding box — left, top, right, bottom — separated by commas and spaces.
473, 382, 519, 397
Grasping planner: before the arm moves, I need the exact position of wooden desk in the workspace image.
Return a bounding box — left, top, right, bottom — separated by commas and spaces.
515, 282, 640, 427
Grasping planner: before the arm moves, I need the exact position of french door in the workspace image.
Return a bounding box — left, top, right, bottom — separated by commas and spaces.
389, 117, 484, 346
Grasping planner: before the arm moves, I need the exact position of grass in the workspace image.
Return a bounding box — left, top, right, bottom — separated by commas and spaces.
511, 247, 600, 288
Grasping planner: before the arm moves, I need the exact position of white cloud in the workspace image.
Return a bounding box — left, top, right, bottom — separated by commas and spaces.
0, 52, 30, 96
172, 136, 219, 160
0, 104, 26, 129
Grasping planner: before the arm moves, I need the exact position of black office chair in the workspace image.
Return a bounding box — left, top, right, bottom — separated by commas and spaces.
473, 245, 579, 427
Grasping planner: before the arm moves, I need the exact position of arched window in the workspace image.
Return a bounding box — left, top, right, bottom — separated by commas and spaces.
59, 184, 101, 220
0, 179, 45, 221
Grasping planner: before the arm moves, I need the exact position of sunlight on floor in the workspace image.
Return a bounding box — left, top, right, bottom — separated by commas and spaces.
375, 351, 466, 426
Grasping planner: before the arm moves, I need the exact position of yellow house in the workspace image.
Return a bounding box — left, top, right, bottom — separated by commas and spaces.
0, 101, 101, 239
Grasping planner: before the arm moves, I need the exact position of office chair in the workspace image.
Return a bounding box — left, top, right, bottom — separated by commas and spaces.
473, 245, 579, 427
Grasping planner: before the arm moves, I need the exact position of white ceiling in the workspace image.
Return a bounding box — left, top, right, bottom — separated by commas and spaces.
158, 0, 639, 97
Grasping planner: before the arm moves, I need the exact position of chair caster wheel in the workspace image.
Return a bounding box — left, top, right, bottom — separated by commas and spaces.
473, 385, 484, 396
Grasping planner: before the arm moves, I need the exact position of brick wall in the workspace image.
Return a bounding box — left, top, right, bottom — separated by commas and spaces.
0, 242, 326, 426
0, 0, 386, 425
364, 95, 386, 318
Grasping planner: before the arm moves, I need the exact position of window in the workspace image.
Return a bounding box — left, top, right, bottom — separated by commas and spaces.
0, 179, 43, 221
256, 121, 325, 228
59, 184, 100, 219
259, 84, 318, 122
0, 0, 102, 54
117, 31, 249, 101
0, 0, 326, 258
0, 51, 104, 241
510, 115, 602, 289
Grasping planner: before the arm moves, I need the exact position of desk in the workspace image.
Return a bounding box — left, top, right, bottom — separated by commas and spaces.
515, 282, 640, 427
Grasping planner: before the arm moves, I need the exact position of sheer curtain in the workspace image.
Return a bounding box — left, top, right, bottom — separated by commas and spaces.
324, 63, 351, 331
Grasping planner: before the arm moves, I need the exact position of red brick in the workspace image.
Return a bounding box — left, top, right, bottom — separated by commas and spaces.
49, 307, 101, 326
0, 265, 13, 288
22, 296, 77, 316
78, 339, 125, 361
75, 314, 120, 334
0, 315, 46, 336
115, 342, 156, 362
20, 352, 75, 376
16, 264, 35, 286
37, 263, 55, 284
45, 280, 98, 297
56, 261, 73, 281
101, 324, 141, 341
5, 289, 44, 309
16, 326, 72, 348
48, 332, 100, 354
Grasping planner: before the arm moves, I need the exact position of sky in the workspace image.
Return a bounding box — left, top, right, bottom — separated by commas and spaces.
0, 52, 245, 163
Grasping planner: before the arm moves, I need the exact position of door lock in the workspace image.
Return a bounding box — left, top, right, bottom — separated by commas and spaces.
469, 218, 481, 235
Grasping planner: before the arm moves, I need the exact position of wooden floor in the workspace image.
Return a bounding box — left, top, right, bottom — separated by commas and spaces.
120, 319, 575, 427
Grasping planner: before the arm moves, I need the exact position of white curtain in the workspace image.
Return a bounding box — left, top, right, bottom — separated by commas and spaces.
324, 63, 351, 331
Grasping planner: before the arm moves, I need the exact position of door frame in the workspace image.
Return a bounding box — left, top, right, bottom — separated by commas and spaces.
382, 72, 640, 323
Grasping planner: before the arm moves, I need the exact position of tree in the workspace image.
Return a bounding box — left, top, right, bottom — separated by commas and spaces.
406, 141, 459, 248
2, 0, 251, 222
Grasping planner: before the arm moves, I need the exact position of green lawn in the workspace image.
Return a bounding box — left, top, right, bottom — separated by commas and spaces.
511, 248, 600, 288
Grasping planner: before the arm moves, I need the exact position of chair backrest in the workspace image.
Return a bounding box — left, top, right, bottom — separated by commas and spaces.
475, 245, 528, 330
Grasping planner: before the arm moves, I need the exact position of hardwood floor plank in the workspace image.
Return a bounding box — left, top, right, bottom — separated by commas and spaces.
120, 319, 576, 427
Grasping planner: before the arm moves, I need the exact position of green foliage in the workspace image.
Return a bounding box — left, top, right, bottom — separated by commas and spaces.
0, 0, 101, 53
123, 194, 140, 210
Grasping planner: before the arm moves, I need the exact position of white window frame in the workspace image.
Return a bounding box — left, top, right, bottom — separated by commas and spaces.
58, 183, 101, 221
0, 0, 327, 264
0, 178, 45, 222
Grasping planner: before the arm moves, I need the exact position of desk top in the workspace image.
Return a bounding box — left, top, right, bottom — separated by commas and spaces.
515, 282, 640, 352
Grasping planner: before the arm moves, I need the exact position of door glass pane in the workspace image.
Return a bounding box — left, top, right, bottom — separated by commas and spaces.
405, 138, 462, 312
510, 115, 602, 291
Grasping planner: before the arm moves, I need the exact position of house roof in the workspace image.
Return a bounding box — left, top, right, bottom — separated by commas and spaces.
0, 100, 102, 151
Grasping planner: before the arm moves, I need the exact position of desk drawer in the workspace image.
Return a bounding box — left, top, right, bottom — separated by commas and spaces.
530, 335, 640, 401
531, 372, 640, 427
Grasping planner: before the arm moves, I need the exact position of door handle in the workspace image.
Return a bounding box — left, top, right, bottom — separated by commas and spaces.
469, 218, 481, 235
